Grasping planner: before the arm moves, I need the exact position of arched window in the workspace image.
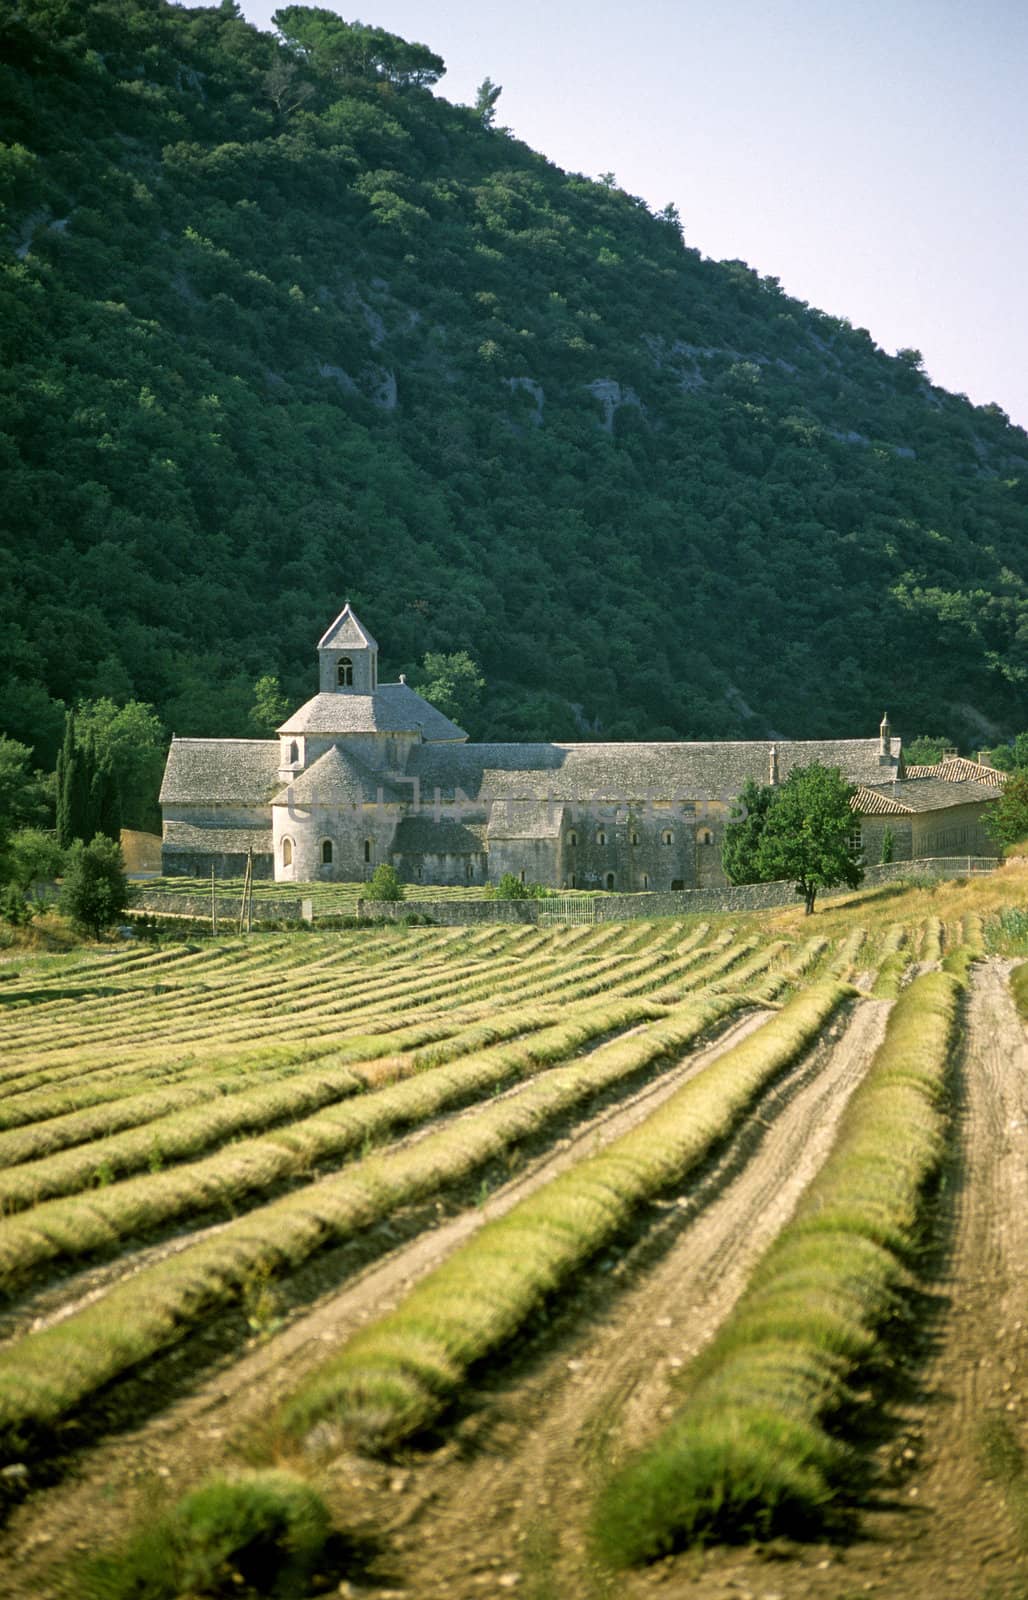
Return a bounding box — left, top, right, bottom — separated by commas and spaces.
288, 741, 298, 764
568, 831, 578, 848
596, 830, 607, 846
520, 869, 526, 884
697, 828, 713, 845
321, 839, 333, 864
571, 874, 577, 889
364, 839, 371, 863
282, 837, 293, 868
642, 873, 649, 889
337, 656, 353, 687
661, 829, 674, 846
605, 873, 615, 891
630, 831, 639, 846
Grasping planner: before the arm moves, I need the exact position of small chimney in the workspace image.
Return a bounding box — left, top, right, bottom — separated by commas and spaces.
768, 744, 779, 786
879, 711, 891, 757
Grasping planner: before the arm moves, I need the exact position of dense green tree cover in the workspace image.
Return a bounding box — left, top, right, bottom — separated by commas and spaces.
416, 649, 485, 730
721, 763, 863, 913
55, 710, 121, 845
248, 673, 289, 734
1, 0, 1027, 774
986, 773, 1028, 849
74, 698, 165, 828
990, 733, 1028, 772
0, 736, 48, 847
904, 735, 952, 766
4, 826, 63, 896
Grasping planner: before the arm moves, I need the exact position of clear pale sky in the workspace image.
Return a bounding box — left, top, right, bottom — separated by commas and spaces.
233, 0, 1028, 429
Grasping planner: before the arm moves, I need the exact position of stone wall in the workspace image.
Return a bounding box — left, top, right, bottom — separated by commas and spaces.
129, 890, 303, 919
857, 816, 913, 865
358, 856, 999, 925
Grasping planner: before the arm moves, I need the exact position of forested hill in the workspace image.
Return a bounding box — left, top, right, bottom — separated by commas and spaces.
3, 0, 1028, 767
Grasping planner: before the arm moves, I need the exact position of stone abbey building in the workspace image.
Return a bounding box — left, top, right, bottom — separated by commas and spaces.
159, 606, 1005, 888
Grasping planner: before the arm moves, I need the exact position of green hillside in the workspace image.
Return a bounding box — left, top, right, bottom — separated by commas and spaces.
2, 0, 1027, 767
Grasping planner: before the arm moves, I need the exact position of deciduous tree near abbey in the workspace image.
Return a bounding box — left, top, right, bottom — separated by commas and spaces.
722, 762, 863, 915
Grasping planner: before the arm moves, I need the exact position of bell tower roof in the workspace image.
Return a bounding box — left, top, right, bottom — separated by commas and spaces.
317, 603, 378, 653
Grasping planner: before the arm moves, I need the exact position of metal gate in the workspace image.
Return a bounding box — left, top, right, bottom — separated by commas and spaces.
536, 894, 598, 926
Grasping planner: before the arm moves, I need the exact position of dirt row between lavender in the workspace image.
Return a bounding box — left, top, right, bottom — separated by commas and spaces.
11, 960, 1022, 1600
342, 996, 891, 1599
0, 1004, 774, 1596
623, 956, 1028, 1600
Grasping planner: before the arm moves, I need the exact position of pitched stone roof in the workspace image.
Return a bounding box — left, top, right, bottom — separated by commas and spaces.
407, 739, 900, 803
854, 776, 1004, 816
271, 745, 406, 807
277, 685, 467, 742
163, 820, 273, 853
392, 816, 486, 854
317, 604, 378, 652
486, 800, 566, 839
159, 739, 281, 805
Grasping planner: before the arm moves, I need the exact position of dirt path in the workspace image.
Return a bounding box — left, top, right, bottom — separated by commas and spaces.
340, 997, 889, 1599
0, 1008, 771, 1597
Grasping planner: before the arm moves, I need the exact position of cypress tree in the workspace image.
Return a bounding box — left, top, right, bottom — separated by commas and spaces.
56, 712, 76, 849
92, 749, 122, 844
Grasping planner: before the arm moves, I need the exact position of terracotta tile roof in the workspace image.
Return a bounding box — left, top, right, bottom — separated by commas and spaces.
903, 757, 1007, 783
853, 776, 1004, 816
937, 756, 1008, 784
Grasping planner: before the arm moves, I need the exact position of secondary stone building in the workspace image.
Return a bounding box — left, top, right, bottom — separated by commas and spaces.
159, 606, 1004, 888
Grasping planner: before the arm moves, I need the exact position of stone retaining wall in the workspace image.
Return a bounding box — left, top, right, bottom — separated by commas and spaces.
129, 856, 997, 927
357, 856, 998, 925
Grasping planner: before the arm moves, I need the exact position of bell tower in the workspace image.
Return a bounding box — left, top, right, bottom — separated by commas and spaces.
317, 603, 379, 694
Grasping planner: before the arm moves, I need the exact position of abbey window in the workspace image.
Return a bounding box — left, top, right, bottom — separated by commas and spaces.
337, 657, 353, 687
321, 840, 333, 864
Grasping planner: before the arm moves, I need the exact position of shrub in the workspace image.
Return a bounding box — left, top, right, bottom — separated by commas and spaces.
0, 885, 31, 926
59, 835, 128, 937
367, 863, 404, 901
486, 872, 549, 899
76, 1470, 333, 1599
3, 828, 63, 898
